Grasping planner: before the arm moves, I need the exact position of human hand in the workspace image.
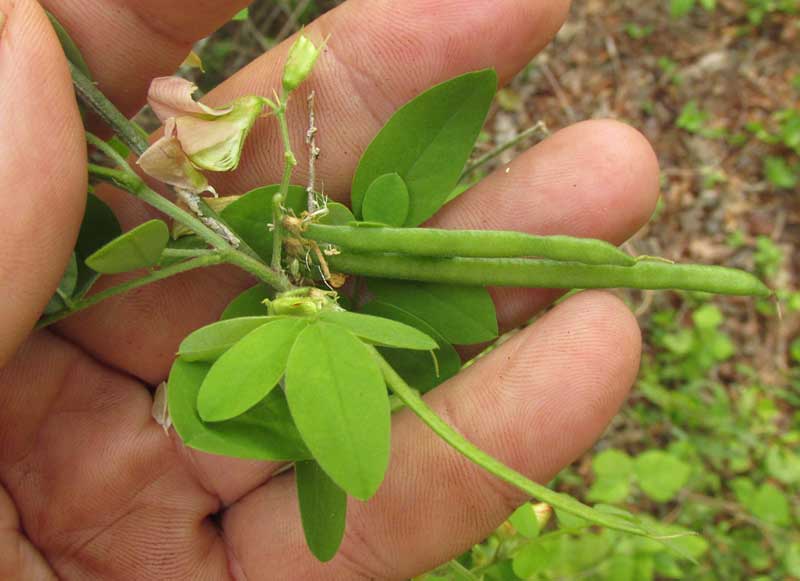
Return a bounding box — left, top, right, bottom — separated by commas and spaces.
0, 0, 659, 578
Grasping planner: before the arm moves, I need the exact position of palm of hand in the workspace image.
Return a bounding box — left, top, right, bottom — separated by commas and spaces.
0, 0, 659, 578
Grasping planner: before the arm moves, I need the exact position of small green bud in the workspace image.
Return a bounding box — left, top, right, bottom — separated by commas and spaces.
282, 35, 322, 92
266, 296, 321, 317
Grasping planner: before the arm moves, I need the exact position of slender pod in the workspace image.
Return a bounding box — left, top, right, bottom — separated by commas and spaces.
327, 253, 771, 297
305, 224, 635, 266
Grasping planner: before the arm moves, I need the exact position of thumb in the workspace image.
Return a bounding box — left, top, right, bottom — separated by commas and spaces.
0, 0, 87, 365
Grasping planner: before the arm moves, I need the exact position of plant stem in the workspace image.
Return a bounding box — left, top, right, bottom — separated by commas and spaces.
88, 163, 141, 192
161, 248, 218, 258
328, 253, 771, 297
37, 254, 225, 328
87, 164, 290, 291
460, 121, 549, 182
305, 90, 321, 213
371, 346, 653, 537
69, 62, 149, 156
271, 93, 298, 272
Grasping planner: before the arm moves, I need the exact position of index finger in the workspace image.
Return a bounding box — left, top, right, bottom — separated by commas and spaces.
0, 0, 86, 365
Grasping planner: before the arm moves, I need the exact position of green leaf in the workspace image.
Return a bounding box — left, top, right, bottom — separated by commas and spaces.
285, 322, 390, 500
44, 253, 78, 315
167, 358, 310, 460
319, 310, 437, 350
46, 11, 92, 78
359, 300, 461, 393
198, 318, 307, 422
361, 173, 409, 227
352, 69, 497, 226
508, 503, 541, 539
670, 0, 696, 17
587, 476, 631, 504
634, 451, 691, 502
367, 279, 498, 344
594, 449, 635, 477
512, 538, 557, 578
178, 316, 278, 362
220, 185, 306, 262
318, 202, 355, 226
763, 156, 798, 189
220, 284, 273, 319
296, 460, 347, 562
85, 219, 169, 274
232, 8, 249, 21
74, 193, 122, 296
676, 100, 708, 134
785, 542, 800, 577
747, 483, 791, 526
766, 447, 800, 484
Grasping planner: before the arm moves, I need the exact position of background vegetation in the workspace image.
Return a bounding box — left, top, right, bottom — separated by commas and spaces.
184, 1, 799, 578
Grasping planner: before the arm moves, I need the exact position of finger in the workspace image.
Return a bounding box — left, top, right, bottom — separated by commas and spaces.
56, 0, 572, 384
0, 0, 86, 365
429, 119, 660, 335
40, 0, 250, 115
0, 332, 230, 579
0, 485, 55, 579
223, 291, 641, 579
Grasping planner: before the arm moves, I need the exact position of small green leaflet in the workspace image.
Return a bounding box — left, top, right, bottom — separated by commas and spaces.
351, 69, 497, 226
232, 8, 249, 21
198, 318, 308, 422
361, 173, 409, 227
221, 185, 306, 262
220, 284, 273, 319
85, 219, 169, 274
634, 451, 691, 503
167, 358, 310, 461
43, 253, 78, 315
360, 300, 461, 393
178, 316, 279, 362
318, 202, 355, 226
319, 310, 437, 350
75, 193, 122, 296
296, 460, 347, 562
286, 322, 391, 500
508, 503, 542, 539
367, 279, 498, 344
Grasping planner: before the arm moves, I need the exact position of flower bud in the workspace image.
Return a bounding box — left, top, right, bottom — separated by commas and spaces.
282, 35, 322, 92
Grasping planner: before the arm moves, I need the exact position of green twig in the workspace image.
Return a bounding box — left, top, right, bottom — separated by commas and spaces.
460, 121, 549, 182
87, 163, 290, 290
271, 93, 299, 272
37, 254, 225, 328
69, 62, 149, 156
371, 346, 654, 536
87, 163, 141, 192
